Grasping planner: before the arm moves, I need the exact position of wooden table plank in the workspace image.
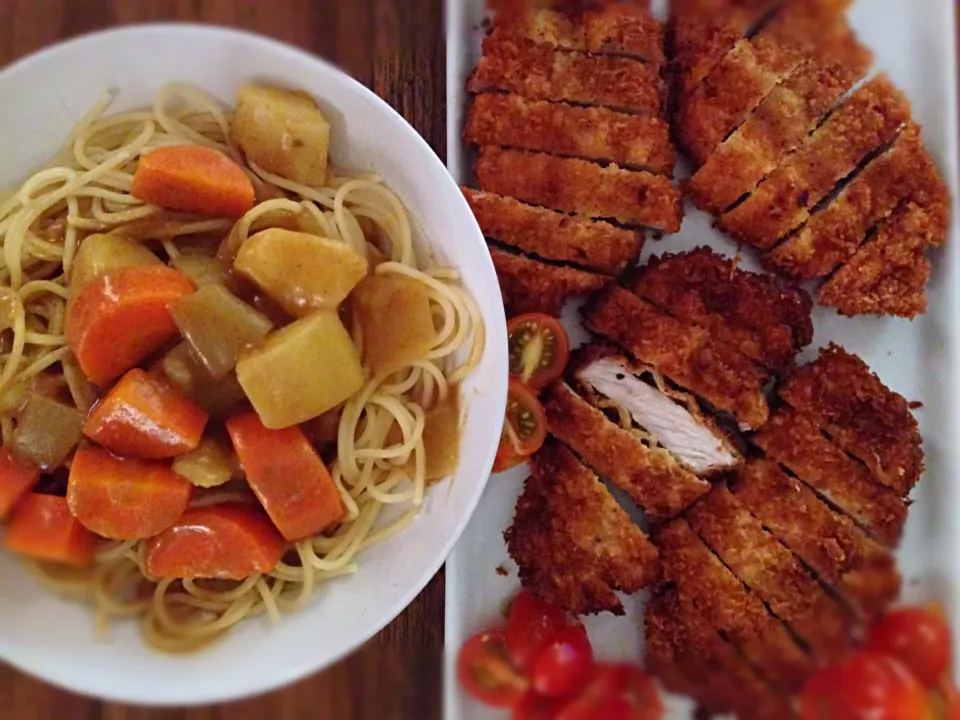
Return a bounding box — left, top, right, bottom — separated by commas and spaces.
0, 2, 446, 718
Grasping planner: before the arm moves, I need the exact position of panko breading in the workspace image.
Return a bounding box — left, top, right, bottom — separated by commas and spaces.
687, 485, 854, 662
655, 518, 814, 692
488, 246, 609, 317
475, 147, 684, 232
668, 11, 751, 99
629, 247, 814, 374
583, 285, 770, 429
676, 35, 804, 167
467, 34, 662, 114
751, 408, 908, 547
778, 344, 924, 494
504, 440, 660, 615
717, 76, 912, 250
769, 125, 944, 281
732, 459, 901, 621
462, 188, 643, 275
686, 54, 869, 214
465, 94, 676, 174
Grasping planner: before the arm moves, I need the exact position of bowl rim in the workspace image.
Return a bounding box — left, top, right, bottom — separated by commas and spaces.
0, 22, 507, 706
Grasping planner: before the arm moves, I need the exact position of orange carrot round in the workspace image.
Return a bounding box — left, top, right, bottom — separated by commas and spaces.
0, 448, 40, 520
144, 503, 286, 580
3, 493, 100, 565
84, 369, 209, 459
131, 145, 255, 218
67, 445, 192, 540
66, 266, 196, 385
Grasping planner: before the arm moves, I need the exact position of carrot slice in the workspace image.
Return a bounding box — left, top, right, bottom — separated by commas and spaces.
131, 145, 255, 218
225, 412, 345, 541
67, 445, 193, 540
4, 493, 100, 565
144, 503, 286, 580
66, 266, 196, 385
0, 449, 40, 520
84, 369, 209, 459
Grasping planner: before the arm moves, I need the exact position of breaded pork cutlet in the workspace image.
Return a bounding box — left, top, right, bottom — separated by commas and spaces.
779, 344, 924, 494
688, 485, 854, 662
465, 94, 676, 175
462, 189, 643, 275
467, 34, 662, 115
488, 246, 609, 317
629, 247, 813, 374
504, 440, 659, 615
655, 518, 814, 692
475, 147, 683, 232
717, 75, 913, 250
732, 459, 901, 621
583, 285, 770, 429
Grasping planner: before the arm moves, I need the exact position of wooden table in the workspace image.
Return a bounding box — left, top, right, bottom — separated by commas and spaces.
0, 2, 446, 718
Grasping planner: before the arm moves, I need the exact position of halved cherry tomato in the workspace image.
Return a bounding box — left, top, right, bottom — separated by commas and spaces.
493, 448, 527, 474
494, 380, 547, 474
458, 630, 529, 708
506, 590, 573, 670
865, 606, 952, 688
530, 625, 595, 698
508, 314, 571, 391
512, 693, 565, 720
557, 664, 664, 720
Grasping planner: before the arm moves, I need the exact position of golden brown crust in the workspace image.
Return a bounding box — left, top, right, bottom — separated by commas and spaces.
732, 459, 901, 621
504, 440, 660, 615
751, 408, 908, 547
583, 285, 770, 429
468, 35, 662, 114
541, 381, 711, 523
475, 147, 683, 232
462, 188, 644, 275
465, 94, 676, 174
717, 75, 913, 250
629, 247, 813, 373
778, 344, 924, 494
488, 246, 609, 317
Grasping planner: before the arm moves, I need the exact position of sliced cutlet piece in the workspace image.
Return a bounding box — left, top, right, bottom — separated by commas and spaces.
475, 147, 683, 233
669, 11, 751, 99
465, 95, 675, 175
769, 125, 944, 280
467, 35, 662, 115
488, 246, 608, 318
656, 518, 814, 692
779, 344, 923, 495
504, 440, 660, 615
687, 52, 870, 214
646, 591, 798, 720
583, 285, 769, 429
629, 247, 814, 374
751, 408, 908, 547
717, 75, 913, 249
462, 189, 643, 275
688, 485, 854, 662
676, 35, 804, 167
732, 459, 901, 621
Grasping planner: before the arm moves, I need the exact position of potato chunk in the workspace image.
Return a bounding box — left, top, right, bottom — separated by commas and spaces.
231, 85, 331, 186
423, 392, 460, 481
70, 233, 160, 294
236, 312, 365, 429
154, 343, 248, 417
234, 228, 368, 317
172, 254, 227, 288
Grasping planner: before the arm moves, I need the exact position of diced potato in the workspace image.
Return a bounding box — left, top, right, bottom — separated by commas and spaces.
155, 343, 248, 417
70, 233, 161, 294
13, 394, 84, 470
172, 254, 227, 288
170, 284, 273, 379
422, 392, 461, 482
231, 85, 331, 186
172, 437, 235, 488
234, 229, 368, 317
350, 274, 436, 378
236, 312, 365, 429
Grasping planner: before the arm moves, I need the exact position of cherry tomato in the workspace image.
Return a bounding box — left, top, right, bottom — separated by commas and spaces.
799, 652, 933, 720
506, 590, 573, 670
457, 630, 529, 708
493, 448, 527, 474
530, 625, 595, 698
494, 380, 547, 473
511, 693, 565, 720
508, 314, 571, 391
865, 606, 952, 687
557, 664, 664, 720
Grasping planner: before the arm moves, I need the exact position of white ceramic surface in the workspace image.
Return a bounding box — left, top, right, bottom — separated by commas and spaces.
0, 24, 508, 707
444, 1, 960, 718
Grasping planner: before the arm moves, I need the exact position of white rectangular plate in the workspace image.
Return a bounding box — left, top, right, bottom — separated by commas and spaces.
444, 1, 960, 717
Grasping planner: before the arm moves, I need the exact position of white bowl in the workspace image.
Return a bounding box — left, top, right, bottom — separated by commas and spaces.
0, 25, 507, 706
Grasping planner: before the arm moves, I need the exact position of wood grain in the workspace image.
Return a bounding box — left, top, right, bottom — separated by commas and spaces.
0, 1, 446, 718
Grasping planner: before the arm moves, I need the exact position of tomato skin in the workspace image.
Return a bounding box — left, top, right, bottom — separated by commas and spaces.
557, 664, 664, 720
496, 379, 547, 465
507, 313, 571, 391
511, 693, 566, 720
458, 630, 529, 708
493, 447, 526, 474
865, 606, 952, 688
506, 590, 572, 670
530, 625, 595, 698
